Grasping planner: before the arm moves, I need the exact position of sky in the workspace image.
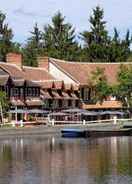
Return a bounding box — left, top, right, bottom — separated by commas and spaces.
1, 0, 132, 43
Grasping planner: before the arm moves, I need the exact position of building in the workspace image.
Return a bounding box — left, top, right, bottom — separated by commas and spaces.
0, 53, 80, 122
0, 53, 131, 122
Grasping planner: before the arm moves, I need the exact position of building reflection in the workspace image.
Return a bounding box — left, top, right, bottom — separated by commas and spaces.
0, 136, 132, 184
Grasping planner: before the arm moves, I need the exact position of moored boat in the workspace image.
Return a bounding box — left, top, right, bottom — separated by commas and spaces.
61, 129, 85, 138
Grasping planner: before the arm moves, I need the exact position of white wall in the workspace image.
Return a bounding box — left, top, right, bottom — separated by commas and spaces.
49, 62, 77, 84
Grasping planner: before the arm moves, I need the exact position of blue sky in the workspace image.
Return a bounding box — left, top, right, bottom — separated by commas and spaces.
1, 0, 132, 43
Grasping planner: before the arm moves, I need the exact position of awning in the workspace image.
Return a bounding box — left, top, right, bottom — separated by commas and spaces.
27, 109, 49, 114
63, 108, 87, 113
49, 112, 67, 116
70, 93, 79, 100
82, 111, 100, 116
9, 109, 27, 113
10, 99, 25, 106
99, 111, 124, 115
41, 90, 53, 99
9, 109, 49, 114
25, 98, 44, 106
51, 91, 62, 99
62, 92, 71, 99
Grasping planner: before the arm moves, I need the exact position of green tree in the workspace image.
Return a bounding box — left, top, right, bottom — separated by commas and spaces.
113, 64, 132, 110
0, 91, 9, 122
23, 23, 42, 66
108, 28, 131, 62
42, 11, 79, 61
81, 6, 109, 62
90, 67, 112, 103
0, 11, 20, 61
81, 6, 131, 62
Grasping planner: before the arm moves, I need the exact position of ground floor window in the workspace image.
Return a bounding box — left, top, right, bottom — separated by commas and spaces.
68, 100, 72, 107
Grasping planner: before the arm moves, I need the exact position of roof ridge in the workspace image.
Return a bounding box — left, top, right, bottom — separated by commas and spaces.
0, 62, 22, 70
50, 58, 132, 65
23, 65, 48, 71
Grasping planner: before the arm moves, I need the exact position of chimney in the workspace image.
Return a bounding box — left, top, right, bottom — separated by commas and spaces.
6, 53, 22, 67
37, 56, 49, 70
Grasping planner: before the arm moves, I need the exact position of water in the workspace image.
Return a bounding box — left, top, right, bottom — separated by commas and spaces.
0, 136, 132, 184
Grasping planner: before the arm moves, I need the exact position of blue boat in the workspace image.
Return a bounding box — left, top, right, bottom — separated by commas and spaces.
61, 129, 85, 138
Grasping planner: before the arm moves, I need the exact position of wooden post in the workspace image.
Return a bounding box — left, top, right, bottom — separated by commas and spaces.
0, 101, 4, 124
51, 119, 55, 126
83, 119, 86, 125
113, 116, 117, 125
15, 106, 17, 125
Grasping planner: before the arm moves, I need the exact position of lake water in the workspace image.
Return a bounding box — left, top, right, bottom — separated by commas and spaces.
0, 135, 132, 184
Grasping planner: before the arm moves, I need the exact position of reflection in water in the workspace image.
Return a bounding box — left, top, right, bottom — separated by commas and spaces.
0, 136, 132, 184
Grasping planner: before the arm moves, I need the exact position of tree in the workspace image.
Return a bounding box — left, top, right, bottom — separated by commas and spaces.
81, 6, 131, 62
23, 23, 43, 66
42, 11, 79, 61
0, 11, 20, 61
0, 90, 9, 122
113, 64, 132, 111
81, 6, 109, 62
90, 67, 112, 103
108, 28, 131, 62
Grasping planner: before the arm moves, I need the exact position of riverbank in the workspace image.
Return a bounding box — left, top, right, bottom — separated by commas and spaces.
0, 123, 122, 137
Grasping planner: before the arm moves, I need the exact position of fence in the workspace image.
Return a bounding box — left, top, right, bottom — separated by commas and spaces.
1, 117, 132, 127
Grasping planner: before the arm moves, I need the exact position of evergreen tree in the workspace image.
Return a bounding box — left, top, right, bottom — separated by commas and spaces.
108, 29, 131, 62
42, 11, 79, 61
0, 11, 20, 61
23, 23, 43, 66
81, 6, 131, 62
81, 6, 109, 62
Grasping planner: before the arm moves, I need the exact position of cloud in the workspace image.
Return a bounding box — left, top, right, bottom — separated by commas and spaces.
13, 7, 37, 17
0, 0, 131, 43
13, 7, 50, 18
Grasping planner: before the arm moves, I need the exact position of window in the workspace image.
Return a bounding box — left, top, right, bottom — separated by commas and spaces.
59, 99, 62, 108
63, 100, 68, 107
75, 100, 79, 107
68, 100, 72, 107
11, 88, 19, 97
80, 88, 84, 99
84, 88, 89, 101
27, 88, 33, 96
20, 88, 23, 97
25, 88, 38, 97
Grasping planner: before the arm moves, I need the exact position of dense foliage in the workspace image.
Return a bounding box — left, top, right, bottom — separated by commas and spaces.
0, 6, 131, 65
91, 65, 132, 112
81, 6, 131, 62
0, 11, 20, 61
113, 65, 132, 109
90, 67, 112, 103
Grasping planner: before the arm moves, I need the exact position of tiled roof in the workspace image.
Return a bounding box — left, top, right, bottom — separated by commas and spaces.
0, 76, 9, 85
39, 80, 65, 89
50, 58, 132, 85
0, 62, 24, 79
12, 78, 25, 86
23, 66, 54, 81
25, 80, 40, 87
39, 81, 54, 89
